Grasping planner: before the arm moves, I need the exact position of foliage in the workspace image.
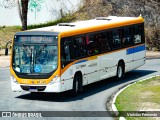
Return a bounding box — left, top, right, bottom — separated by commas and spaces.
0, 0, 16, 9
76, 0, 160, 51
0, 26, 21, 48
27, 14, 76, 29
1, 0, 159, 50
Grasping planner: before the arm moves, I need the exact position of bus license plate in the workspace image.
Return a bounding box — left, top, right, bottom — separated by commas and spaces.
29, 88, 38, 92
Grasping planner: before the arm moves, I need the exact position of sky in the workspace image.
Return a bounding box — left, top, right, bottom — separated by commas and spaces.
0, 0, 81, 26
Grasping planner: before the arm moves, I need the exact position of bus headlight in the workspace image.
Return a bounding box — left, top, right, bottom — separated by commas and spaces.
11, 75, 18, 84
49, 75, 60, 85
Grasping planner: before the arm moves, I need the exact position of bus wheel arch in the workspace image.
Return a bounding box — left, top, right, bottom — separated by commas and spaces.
71, 71, 83, 96
116, 60, 125, 80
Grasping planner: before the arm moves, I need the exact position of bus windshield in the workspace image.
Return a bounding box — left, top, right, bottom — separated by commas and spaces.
12, 35, 58, 74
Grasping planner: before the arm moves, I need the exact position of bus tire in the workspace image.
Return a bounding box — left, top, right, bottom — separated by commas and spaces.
116, 62, 124, 80
70, 74, 82, 96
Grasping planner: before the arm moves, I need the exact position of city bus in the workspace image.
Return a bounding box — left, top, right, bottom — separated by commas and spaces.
10, 16, 145, 95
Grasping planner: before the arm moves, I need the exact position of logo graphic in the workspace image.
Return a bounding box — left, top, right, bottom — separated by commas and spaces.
29, 0, 44, 19
34, 65, 42, 73
2, 112, 11, 117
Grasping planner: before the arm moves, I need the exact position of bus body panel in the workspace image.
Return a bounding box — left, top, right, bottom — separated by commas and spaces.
60, 65, 73, 92
59, 43, 145, 92
128, 44, 146, 70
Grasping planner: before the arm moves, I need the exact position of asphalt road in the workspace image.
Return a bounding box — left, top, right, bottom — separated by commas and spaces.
0, 59, 159, 120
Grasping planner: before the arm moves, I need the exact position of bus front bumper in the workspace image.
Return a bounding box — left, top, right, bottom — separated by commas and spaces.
11, 77, 62, 93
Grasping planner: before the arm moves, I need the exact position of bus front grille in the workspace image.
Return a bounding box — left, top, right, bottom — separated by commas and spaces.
20, 85, 46, 91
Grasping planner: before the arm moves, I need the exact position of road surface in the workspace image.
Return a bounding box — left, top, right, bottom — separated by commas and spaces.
0, 59, 159, 120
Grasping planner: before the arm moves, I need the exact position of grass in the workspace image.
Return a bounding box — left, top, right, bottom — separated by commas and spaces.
115, 76, 160, 120
0, 26, 21, 49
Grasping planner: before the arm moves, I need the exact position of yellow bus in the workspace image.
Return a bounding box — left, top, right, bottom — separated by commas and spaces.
10, 16, 145, 96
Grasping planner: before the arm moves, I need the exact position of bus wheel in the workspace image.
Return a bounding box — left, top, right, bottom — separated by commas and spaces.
71, 74, 81, 96
116, 62, 124, 80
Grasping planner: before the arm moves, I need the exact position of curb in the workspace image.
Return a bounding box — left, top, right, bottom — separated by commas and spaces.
0, 66, 10, 68
106, 75, 160, 120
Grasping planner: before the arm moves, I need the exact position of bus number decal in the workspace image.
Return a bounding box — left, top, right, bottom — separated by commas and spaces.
22, 80, 28, 84
88, 63, 97, 67
76, 64, 86, 69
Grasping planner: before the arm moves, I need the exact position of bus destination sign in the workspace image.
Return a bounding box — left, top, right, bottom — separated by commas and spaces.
15, 36, 58, 44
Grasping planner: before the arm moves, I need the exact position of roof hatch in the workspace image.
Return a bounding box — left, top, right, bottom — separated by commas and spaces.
95, 17, 111, 20
57, 23, 75, 27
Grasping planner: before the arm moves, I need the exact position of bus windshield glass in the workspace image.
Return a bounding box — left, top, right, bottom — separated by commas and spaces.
12, 35, 58, 74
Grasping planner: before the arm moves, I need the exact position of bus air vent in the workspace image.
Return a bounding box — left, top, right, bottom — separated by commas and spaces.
58, 23, 75, 27
95, 17, 111, 20
21, 85, 46, 91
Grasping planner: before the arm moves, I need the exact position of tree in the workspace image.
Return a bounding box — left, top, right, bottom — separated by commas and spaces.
1, 0, 29, 30
1, 0, 16, 9
18, 0, 29, 30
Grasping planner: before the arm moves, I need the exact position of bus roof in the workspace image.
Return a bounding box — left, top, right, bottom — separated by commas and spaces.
21, 16, 144, 37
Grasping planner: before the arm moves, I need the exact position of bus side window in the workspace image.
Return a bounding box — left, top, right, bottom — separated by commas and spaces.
133, 25, 143, 45
61, 38, 73, 68
122, 27, 133, 47
87, 33, 99, 55
111, 29, 122, 49
74, 36, 87, 59
64, 46, 70, 60
98, 32, 110, 53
